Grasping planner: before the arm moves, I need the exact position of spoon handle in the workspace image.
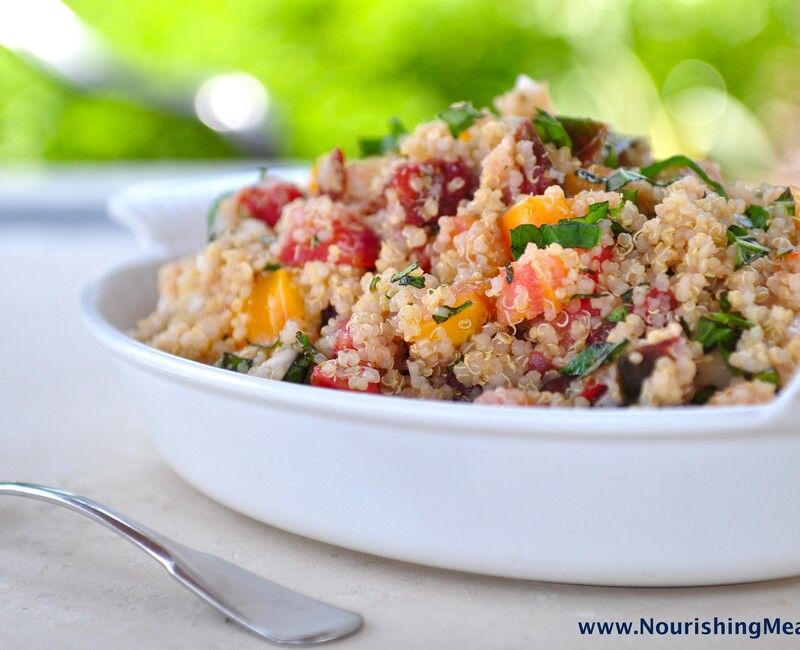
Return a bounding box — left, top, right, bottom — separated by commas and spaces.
0, 482, 362, 646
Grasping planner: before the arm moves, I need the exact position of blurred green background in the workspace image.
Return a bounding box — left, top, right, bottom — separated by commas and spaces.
1, 0, 799, 181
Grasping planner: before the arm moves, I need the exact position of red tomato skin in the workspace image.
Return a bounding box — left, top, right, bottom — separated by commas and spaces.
238, 182, 304, 227
278, 223, 379, 268
310, 366, 380, 393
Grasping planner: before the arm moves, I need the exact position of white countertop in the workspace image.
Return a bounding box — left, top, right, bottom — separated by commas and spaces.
3, 217, 800, 649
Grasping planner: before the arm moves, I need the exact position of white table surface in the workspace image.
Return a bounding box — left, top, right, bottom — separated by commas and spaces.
3, 218, 800, 649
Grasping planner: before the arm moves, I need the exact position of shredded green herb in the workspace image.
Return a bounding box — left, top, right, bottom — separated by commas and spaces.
726, 226, 770, 268
369, 275, 381, 292
358, 116, 407, 157
432, 301, 474, 324
262, 262, 282, 272
583, 201, 609, 224
533, 110, 573, 150
390, 261, 425, 288
640, 154, 727, 198
437, 101, 483, 137
606, 305, 629, 323
755, 368, 780, 387
282, 331, 320, 384
777, 187, 796, 216
213, 352, 252, 374
560, 339, 629, 378
505, 262, 514, 284
510, 221, 601, 259
745, 205, 770, 230
576, 168, 649, 193
718, 290, 731, 313
694, 311, 753, 352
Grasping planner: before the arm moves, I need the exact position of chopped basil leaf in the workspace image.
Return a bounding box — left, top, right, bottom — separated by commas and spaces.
575, 168, 648, 192
694, 311, 752, 352
282, 331, 320, 384
311, 234, 321, 249
621, 188, 639, 205
358, 116, 407, 157
606, 168, 649, 192
778, 247, 795, 258
432, 300, 474, 324
213, 352, 252, 374
505, 262, 514, 284
369, 275, 381, 292
718, 291, 731, 313
606, 305, 629, 323
437, 101, 483, 138
745, 205, 769, 230
777, 188, 795, 216
560, 339, 629, 378
573, 292, 605, 299
207, 189, 235, 241
262, 262, 282, 272
691, 386, 716, 405
533, 110, 573, 150
679, 317, 692, 337
510, 221, 601, 259
726, 227, 770, 268
583, 201, 609, 224
640, 154, 727, 198
754, 368, 780, 387
703, 311, 754, 329
391, 261, 425, 288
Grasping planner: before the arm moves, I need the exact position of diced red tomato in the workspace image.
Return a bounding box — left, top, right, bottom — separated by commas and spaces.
527, 351, 554, 374
497, 251, 568, 326
237, 181, 304, 227
278, 222, 379, 268
331, 319, 354, 355
633, 288, 677, 328
387, 158, 477, 226
310, 365, 380, 393
580, 380, 608, 405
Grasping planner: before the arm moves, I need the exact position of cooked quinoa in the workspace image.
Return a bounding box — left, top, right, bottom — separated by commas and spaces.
136, 75, 800, 407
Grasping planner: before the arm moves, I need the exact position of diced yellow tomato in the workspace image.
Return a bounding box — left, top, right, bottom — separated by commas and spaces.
415, 284, 492, 347
497, 251, 568, 326
245, 268, 305, 343
499, 194, 573, 256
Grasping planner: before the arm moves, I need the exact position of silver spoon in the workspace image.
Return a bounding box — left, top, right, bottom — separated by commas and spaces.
0, 482, 362, 645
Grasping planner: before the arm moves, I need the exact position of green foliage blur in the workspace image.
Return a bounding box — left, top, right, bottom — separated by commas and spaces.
2, 0, 799, 179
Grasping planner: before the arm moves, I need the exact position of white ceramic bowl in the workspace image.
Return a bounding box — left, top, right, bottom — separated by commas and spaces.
82, 168, 800, 586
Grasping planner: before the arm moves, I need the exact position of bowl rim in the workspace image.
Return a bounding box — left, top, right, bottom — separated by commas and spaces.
80, 251, 800, 441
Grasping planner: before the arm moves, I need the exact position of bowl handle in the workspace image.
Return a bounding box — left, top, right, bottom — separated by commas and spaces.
106, 172, 271, 257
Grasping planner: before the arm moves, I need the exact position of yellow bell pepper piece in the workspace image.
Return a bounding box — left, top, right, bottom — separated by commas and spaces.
245, 268, 305, 343
415, 285, 491, 347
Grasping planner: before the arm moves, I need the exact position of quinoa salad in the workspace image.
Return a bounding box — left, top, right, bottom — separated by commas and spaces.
136, 75, 800, 408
